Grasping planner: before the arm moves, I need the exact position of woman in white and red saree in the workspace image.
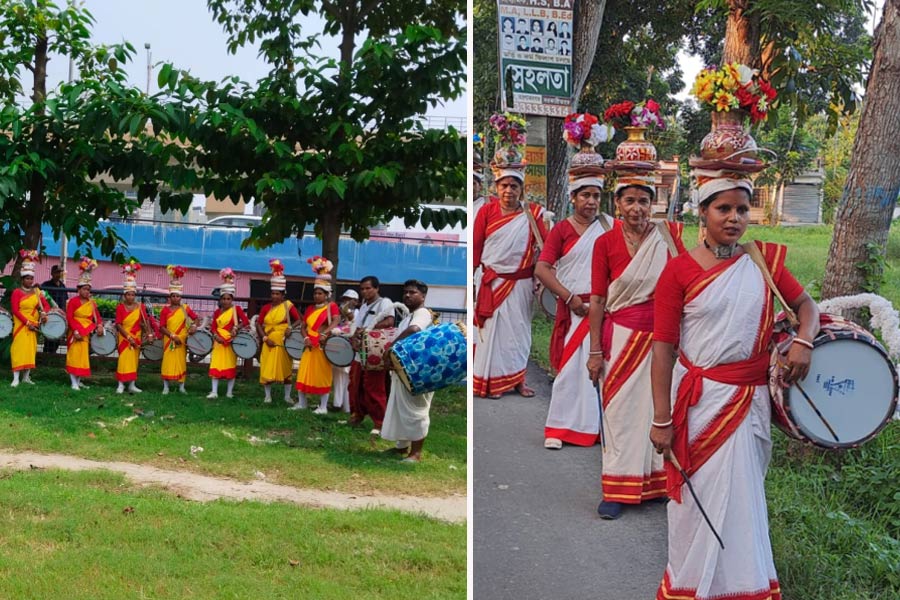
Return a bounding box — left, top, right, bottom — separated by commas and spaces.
587, 176, 686, 519
650, 179, 819, 600
535, 152, 613, 448
473, 169, 548, 399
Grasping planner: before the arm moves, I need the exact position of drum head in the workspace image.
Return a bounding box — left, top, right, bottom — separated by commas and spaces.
90, 327, 117, 356
0, 310, 12, 339
284, 330, 306, 359
41, 311, 67, 340
141, 339, 164, 361
324, 335, 354, 367
232, 332, 259, 360
540, 287, 557, 319
186, 330, 213, 356
787, 337, 898, 448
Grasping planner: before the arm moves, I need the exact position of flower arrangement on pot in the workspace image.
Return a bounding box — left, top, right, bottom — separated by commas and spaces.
691, 63, 776, 124
691, 63, 777, 161
563, 112, 612, 150
488, 112, 527, 165
603, 99, 664, 162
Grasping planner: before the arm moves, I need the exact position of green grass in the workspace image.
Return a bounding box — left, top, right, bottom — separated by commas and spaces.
0, 469, 465, 599
0, 357, 466, 496
530, 223, 900, 598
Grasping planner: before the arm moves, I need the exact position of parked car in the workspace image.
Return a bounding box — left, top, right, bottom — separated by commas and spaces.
205, 215, 263, 228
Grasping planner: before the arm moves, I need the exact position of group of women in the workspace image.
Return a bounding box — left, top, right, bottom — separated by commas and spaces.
475, 111, 819, 600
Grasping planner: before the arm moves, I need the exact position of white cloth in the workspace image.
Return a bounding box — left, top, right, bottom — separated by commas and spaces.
664, 255, 778, 597
381, 307, 434, 442
332, 365, 350, 412
545, 219, 607, 442
473, 208, 541, 394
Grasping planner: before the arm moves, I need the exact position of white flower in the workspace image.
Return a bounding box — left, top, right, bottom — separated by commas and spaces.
586, 123, 610, 145
737, 64, 755, 85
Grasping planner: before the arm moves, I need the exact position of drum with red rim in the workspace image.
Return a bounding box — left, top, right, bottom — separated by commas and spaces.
769, 313, 898, 449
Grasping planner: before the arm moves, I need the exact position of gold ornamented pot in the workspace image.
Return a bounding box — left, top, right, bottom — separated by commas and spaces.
700, 111, 758, 161
615, 126, 657, 162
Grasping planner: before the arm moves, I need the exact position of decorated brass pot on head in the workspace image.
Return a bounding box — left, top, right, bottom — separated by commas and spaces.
603, 99, 665, 164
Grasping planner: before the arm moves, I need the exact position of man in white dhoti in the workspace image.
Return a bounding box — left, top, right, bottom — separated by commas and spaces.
474, 113, 548, 398
381, 279, 434, 463
587, 172, 686, 519
650, 175, 819, 600
535, 112, 613, 449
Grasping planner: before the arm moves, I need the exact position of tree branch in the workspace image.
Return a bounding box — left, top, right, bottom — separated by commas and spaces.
23, 61, 35, 73
359, 0, 379, 20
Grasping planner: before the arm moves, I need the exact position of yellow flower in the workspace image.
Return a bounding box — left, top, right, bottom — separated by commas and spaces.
714, 91, 735, 111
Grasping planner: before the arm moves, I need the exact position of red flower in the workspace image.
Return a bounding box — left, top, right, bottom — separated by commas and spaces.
735, 85, 756, 110
646, 99, 660, 114
749, 102, 766, 123
759, 79, 777, 101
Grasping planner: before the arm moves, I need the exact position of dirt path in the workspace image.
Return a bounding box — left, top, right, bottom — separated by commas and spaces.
0, 451, 466, 523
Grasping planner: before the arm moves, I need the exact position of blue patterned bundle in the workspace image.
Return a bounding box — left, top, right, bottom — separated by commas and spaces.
390, 321, 467, 395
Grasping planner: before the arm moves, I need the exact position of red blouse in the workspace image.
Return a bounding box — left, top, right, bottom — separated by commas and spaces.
473, 200, 549, 267
538, 219, 581, 264
590, 221, 685, 297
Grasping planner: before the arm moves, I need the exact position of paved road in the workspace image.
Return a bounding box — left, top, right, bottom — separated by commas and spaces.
474, 362, 668, 600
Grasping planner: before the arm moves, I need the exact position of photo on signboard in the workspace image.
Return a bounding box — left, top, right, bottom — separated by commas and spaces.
546, 37, 557, 55
516, 17, 529, 33
530, 36, 544, 54
558, 19, 572, 38
502, 33, 515, 52
529, 18, 544, 36
559, 38, 571, 56
501, 16, 515, 35
546, 21, 558, 38
517, 34, 530, 52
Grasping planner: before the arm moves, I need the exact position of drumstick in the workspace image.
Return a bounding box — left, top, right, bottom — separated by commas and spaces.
794, 380, 840, 443
594, 380, 607, 453
667, 452, 725, 550
778, 358, 840, 443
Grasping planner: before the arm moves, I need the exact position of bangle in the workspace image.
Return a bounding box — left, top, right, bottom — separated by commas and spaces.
651, 419, 673, 428
588, 350, 604, 356
564, 292, 574, 305
791, 337, 814, 350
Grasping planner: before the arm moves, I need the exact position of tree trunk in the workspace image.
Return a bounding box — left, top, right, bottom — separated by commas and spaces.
822, 0, 900, 300
723, 0, 761, 67
545, 0, 607, 218
321, 206, 342, 282
19, 34, 49, 278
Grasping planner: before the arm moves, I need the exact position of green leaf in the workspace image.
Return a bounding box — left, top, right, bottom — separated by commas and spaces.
157, 63, 172, 89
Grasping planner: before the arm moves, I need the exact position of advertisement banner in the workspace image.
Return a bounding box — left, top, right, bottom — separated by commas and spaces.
497, 0, 574, 117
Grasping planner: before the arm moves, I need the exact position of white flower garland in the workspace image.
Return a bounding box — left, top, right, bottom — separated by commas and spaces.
817, 293, 900, 363
817, 293, 900, 420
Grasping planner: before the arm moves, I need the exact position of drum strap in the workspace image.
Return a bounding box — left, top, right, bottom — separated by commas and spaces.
742, 242, 799, 327
598, 213, 612, 233
523, 202, 544, 252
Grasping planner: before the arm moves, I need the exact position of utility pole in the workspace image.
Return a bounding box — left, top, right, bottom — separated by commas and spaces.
145, 43, 152, 95
60, 0, 77, 276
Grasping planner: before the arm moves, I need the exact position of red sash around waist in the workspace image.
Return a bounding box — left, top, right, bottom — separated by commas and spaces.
601, 300, 654, 359
668, 350, 769, 502
475, 265, 535, 327
549, 293, 590, 370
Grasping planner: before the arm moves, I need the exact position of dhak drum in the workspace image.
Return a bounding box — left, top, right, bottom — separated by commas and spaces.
186, 316, 213, 357
389, 321, 467, 395
539, 287, 557, 319
284, 329, 306, 359
769, 313, 899, 449
324, 335, 354, 367
232, 330, 259, 360
141, 338, 164, 361
40, 308, 67, 340
89, 324, 117, 356
361, 327, 399, 370
0, 308, 12, 339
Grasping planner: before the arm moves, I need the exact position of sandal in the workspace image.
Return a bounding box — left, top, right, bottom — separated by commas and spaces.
544, 438, 563, 450
487, 393, 502, 399
516, 384, 536, 398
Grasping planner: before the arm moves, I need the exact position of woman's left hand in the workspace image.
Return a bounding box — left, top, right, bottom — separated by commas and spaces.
782, 344, 812, 385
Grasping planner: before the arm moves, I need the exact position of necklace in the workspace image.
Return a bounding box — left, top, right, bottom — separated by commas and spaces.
570, 215, 593, 228
622, 223, 650, 248
703, 239, 738, 259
